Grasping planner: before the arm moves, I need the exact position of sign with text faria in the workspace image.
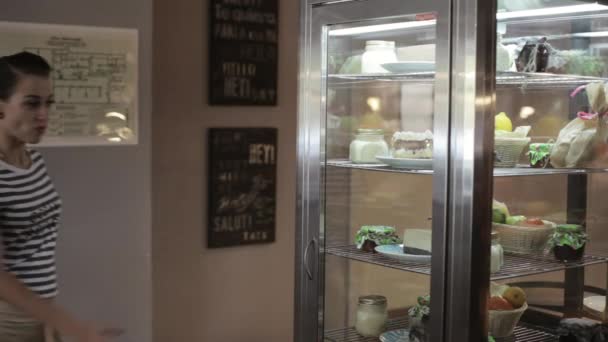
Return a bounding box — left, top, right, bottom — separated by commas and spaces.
208, 0, 278, 105
207, 128, 277, 248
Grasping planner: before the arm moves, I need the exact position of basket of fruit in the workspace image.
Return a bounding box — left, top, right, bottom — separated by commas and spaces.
494, 113, 531, 168
488, 283, 528, 338
492, 200, 556, 253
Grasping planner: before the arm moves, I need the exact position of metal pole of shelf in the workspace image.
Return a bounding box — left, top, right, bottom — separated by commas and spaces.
564, 173, 587, 318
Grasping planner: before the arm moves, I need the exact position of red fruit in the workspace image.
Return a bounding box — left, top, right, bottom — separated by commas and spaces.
524, 218, 544, 226
488, 296, 514, 311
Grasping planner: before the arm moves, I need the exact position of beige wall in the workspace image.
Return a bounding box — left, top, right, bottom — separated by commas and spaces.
152, 0, 298, 341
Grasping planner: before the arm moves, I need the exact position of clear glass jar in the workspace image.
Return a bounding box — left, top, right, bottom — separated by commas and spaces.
491, 232, 504, 273
349, 129, 389, 164
355, 295, 388, 337
361, 40, 397, 74
496, 33, 513, 72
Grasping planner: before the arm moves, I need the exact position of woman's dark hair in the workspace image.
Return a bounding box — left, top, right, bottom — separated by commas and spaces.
0, 52, 52, 101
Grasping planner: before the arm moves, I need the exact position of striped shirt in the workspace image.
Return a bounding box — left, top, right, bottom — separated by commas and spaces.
0, 150, 61, 298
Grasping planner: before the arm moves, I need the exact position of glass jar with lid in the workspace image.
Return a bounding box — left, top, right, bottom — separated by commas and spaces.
491, 231, 504, 273
349, 129, 389, 164
361, 40, 397, 74
355, 295, 388, 337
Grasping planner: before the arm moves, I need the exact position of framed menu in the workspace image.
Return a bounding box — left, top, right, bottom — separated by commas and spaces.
207, 128, 277, 248
0, 21, 138, 146
208, 0, 278, 105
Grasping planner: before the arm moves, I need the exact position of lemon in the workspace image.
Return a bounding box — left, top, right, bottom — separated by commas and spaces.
495, 112, 512, 132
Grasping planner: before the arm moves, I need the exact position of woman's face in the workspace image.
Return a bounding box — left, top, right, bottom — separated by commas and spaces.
0, 75, 53, 145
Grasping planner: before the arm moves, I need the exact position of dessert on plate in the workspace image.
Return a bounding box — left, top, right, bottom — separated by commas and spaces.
402, 229, 432, 255
390, 130, 433, 159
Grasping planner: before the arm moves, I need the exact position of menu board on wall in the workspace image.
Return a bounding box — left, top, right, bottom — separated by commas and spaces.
207, 128, 277, 248
0, 21, 138, 146
208, 0, 278, 105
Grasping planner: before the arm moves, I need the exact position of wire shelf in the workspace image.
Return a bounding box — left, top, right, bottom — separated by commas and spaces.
324, 316, 557, 342
324, 159, 608, 177
328, 71, 608, 89
325, 245, 608, 280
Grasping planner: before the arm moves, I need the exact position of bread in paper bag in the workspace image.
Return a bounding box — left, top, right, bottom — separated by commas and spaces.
550, 82, 608, 168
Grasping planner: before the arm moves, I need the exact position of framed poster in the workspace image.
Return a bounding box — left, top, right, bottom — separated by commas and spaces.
207, 128, 277, 248
0, 21, 138, 146
208, 0, 278, 105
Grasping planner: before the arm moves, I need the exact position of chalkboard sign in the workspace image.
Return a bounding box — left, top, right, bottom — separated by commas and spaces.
208, 0, 278, 106
208, 128, 277, 248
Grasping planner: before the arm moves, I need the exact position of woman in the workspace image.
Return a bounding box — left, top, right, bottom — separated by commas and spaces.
0, 52, 119, 342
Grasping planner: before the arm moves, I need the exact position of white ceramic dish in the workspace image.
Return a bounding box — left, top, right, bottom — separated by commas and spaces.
381, 61, 435, 73
375, 244, 432, 264
584, 295, 605, 316
376, 156, 432, 169
380, 329, 410, 342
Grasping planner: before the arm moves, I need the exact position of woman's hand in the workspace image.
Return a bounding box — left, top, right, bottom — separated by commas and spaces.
73, 322, 124, 342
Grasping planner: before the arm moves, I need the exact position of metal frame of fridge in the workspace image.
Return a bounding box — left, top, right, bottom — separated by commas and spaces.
295, 0, 608, 341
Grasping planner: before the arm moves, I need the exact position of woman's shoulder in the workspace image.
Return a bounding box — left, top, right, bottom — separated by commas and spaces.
26, 148, 47, 168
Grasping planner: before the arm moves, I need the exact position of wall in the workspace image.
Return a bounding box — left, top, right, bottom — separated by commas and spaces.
0, 1, 153, 342
152, 0, 298, 341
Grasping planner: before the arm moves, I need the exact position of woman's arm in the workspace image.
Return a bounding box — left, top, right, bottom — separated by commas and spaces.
0, 269, 110, 342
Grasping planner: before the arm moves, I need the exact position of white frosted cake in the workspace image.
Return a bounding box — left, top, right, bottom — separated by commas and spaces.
391, 130, 433, 159
403, 229, 432, 254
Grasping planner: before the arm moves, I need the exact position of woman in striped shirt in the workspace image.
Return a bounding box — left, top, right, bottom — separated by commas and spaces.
0, 52, 119, 342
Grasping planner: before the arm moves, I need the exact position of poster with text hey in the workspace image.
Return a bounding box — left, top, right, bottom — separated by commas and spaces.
208, 0, 278, 105
208, 128, 277, 247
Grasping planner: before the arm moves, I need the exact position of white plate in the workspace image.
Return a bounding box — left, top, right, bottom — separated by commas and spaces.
380, 329, 410, 342
375, 244, 432, 264
376, 156, 432, 169
584, 296, 605, 316
381, 61, 435, 73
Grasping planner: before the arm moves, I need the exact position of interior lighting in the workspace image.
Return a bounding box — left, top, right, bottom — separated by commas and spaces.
367, 97, 381, 112
519, 106, 536, 119
329, 4, 608, 37
497, 3, 608, 20
105, 112, 127, 121
329, 20, 436, 36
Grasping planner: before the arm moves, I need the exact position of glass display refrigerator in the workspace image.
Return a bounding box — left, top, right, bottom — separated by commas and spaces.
295, 0, 608, 341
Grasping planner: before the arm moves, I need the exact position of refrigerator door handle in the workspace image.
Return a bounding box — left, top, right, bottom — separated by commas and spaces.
304, 238, 316, 280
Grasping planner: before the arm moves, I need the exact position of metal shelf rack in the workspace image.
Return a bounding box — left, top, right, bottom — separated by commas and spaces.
325, 159, 608, 177
328, 71, 608, 89
324, 316, 558, 342
325, 245, 608, 281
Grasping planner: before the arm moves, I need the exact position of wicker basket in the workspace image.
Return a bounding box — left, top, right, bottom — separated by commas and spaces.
493, 221, 556, 254
494, 137, 531, 167
488, 302, 528, 338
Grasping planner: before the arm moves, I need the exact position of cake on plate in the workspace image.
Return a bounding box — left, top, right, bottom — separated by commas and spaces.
403, 229, 432, 255
391, 130, 433, 159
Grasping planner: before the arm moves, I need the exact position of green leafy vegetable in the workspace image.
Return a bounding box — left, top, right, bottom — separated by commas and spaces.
355, 226, 399, 248
548, 225, 587, 250
492, 209, 506, 224
408, 295, 431, 320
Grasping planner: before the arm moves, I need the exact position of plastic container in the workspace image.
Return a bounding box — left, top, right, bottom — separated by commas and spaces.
361, 40, 397, 74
